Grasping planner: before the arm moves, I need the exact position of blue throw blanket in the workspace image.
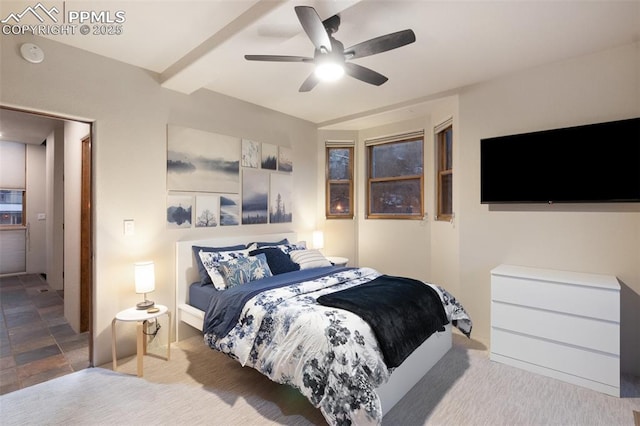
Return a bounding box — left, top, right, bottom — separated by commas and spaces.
317, 274, 449, 368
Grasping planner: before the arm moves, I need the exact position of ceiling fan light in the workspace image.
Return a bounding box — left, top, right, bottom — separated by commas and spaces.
314, 62, 344, 82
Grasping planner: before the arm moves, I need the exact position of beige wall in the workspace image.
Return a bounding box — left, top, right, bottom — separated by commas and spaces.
321, 43, 639, 376
356, 118, 432, 281
321, 99, 459, 287
2, 31, 638, 376
1, 34, 318, 365
316, 129, 358, 264
457, 42, 640, 374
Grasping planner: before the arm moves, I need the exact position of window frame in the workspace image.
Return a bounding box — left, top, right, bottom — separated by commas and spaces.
325, 145, 354, 219
435, 123, 453, 222
366, 134, 424, 220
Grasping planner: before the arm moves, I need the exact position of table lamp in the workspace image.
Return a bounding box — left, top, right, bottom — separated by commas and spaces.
135, 261, 155, 309
312, 230, 324, 250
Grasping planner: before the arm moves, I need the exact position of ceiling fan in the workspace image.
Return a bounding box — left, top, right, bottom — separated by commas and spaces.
245, 6, 416, 92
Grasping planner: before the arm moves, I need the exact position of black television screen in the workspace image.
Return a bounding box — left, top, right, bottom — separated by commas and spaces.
480, 117, 640, 203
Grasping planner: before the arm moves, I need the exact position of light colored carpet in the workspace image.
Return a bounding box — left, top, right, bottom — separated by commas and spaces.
1, 334, 638, 425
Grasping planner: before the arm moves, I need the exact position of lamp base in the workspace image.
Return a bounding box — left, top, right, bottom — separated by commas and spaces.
136, 300, 154, 310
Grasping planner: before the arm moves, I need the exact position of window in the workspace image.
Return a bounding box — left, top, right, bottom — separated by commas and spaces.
366, 132, 424, 219
0, 190, 25, 226
326, 145, 354, 218
435, 122, 453, 221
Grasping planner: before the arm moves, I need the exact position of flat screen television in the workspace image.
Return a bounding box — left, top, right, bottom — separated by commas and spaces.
480, 117, 640, 204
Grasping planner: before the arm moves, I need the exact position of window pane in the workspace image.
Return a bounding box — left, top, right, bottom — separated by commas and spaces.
440, 174, 452, 215
0, 190, 23, 225
444, 128, 453, 170
369, 179, 422, 215
329, 183, 351, 215
371, 139, 423, 178
328, 148, 351, 180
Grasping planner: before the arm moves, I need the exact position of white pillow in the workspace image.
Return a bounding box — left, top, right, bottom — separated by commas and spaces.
289, 249, 332, 270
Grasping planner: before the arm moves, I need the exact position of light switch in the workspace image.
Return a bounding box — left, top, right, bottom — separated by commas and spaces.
123, 220, 135, 236
37, 213, 46, 220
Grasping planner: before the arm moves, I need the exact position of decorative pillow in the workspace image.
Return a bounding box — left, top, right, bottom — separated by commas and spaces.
253, 238, 289, 248
259, 241, 307, 255
289, 249, 332, 270
249, 247, 300, 275
218, 253, 272, 289
198, 248, 250, 290
192, 244, 246, 286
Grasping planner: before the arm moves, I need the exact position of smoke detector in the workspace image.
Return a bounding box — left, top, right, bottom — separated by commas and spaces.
20, 43, 45, 64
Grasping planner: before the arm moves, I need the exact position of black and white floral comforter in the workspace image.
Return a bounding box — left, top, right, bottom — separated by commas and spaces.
204, 267, 472, 426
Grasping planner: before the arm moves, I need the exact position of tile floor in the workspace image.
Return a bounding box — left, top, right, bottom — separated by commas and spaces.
0, 274, 90, 395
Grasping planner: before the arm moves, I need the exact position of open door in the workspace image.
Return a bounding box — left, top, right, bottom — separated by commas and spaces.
80, 134, 92, 342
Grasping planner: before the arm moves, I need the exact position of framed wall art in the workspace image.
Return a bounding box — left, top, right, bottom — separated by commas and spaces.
167, 125, 240, 193
167, 195, 192, 229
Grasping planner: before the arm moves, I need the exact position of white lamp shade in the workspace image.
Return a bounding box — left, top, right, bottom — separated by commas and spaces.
312, 231, 324, 250
134, 261, 155, 294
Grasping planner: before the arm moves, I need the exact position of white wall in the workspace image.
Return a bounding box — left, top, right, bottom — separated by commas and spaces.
457, 42, 640, 374
1, 34, 318, 365
45, 126, 64, 291
0, 141, 26, 274
26, 143, 47, 274
64, 120, 89, 332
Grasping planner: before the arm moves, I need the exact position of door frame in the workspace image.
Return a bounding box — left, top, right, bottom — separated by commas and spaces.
0, 105, 94, 364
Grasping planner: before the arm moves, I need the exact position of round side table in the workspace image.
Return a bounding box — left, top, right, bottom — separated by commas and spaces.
111, 304, 171, 377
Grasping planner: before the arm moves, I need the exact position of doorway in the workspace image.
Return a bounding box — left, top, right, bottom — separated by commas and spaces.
0, 106, 94, 381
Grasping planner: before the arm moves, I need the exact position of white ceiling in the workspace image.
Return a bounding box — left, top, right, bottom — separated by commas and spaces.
0, 108, 61, 145
1, 0, 639, 135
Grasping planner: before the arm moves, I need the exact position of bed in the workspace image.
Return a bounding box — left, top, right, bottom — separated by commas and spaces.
175, 232, 471, 425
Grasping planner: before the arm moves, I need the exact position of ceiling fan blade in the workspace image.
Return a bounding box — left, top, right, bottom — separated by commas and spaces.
344, 63, 388, 86
344, 29, 416, 59
244, 55, 313, 63
299, 73, 320, 92
295, 6, 332, 52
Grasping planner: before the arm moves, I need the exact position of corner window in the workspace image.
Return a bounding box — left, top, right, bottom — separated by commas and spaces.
366, 133, 424, 219
326, 145, 354, 218
435, 122, 453, 221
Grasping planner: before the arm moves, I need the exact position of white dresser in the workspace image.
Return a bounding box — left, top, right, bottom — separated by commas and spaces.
490, 264, 620, 397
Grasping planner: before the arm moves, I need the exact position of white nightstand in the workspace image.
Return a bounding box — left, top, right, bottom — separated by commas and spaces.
111, 304, 171, 377
326, 256, 349, 267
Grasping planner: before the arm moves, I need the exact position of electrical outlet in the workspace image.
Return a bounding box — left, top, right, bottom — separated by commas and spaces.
123, 220, 135, 236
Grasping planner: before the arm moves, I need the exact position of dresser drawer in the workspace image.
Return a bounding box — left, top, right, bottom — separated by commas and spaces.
491, 302, 619, 355
491, 328, 619, 387
490, 264, 620, 397
492, 275, 619, 322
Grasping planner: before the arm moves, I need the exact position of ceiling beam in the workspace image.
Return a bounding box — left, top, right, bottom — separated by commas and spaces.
160, 0, 287, 94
